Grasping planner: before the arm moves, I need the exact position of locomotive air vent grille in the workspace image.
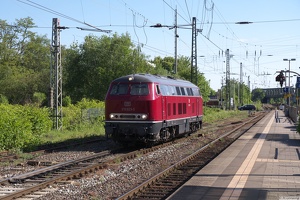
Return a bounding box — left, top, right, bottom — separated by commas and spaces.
120, 115, 136, 119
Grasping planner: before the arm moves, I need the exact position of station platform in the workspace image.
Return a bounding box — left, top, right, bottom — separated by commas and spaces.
168, 111, 300, 200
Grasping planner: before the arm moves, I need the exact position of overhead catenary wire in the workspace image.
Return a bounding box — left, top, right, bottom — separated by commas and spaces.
162, 0, 191, 25
184, 0, 191, 21
211, 18, 300, 24
17, 0, 111, 33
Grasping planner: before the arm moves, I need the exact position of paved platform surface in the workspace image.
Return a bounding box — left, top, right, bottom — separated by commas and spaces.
168, 111, 300, 200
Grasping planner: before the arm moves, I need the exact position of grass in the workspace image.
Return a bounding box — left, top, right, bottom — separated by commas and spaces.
39, 123, 105, 146
204, 107, 249, 124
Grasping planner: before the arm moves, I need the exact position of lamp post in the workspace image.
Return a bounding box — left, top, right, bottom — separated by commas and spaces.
283, 58, 296, 106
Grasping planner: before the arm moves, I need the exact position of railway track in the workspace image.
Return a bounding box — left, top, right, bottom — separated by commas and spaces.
0, 111, 266, 199
0, 141, 179, 199
0, 150, 112, 199
116, 112, 266, 200
0, 137, 107, 166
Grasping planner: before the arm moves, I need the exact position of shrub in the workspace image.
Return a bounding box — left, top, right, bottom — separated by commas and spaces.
0, 104, 52, 151
33, 92, 46, 106
62, 104, 82, 130
75, 98, 105, 109
63, 96, 72, 107
0, 99, 105, 150
62, 98, 105, 130
24, 106, 52, 135
0, 94, 9, 104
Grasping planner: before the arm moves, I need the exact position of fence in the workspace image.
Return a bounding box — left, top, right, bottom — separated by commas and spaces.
81, 108, 105, 123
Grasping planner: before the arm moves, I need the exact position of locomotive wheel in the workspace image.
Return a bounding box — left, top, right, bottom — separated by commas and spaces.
170, 126, 176, 138
190, 124, 196, 132
160, 128, 167, 141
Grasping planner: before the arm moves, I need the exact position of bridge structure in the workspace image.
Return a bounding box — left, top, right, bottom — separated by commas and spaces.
261, 87, 298, 104
262, 70, 300, 105
262, 70, 300, 104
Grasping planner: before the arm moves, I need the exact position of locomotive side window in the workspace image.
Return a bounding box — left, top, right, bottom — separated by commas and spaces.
187, 88, 193, 96
192, 88, 201, 96
130, 84, 149, 95
159, 85, 166, 95
180, 87, 186, 95
160, 85, 170, 96
175, 87, 181, 95
164, 85, 171, 95
190, 88, 194, 96
153, 84, 199, 96
186, 88, 190, 96
197, 88, 202, 96
110, 84, 128, 95
168, 85, 176, 95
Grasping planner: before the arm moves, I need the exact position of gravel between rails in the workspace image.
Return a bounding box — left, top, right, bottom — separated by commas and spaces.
38, 137, 206, 200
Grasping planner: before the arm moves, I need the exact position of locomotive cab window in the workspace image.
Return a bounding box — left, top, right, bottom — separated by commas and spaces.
110, 84, 128, 95
130, 84, 149, 95
160, 85, 169, 96
156, 85, 161, 95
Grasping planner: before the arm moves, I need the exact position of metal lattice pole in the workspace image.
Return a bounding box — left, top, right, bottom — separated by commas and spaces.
174, 8, 178, 74
240, 62, 243, 106
191, 17, 197, 85
225, 49, 230, 110
50, 18, 63, 130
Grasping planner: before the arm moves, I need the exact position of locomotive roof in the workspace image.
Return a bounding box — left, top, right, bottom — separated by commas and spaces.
111, 74, 198, 87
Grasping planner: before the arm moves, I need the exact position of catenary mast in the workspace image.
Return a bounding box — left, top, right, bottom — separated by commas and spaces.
50, 18, 63, 130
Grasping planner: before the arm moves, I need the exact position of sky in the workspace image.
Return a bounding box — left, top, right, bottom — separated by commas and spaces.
1, 0, 300, 91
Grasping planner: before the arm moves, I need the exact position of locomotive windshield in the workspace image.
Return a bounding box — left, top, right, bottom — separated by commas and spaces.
110, 83, 149, 95
110, 83, 128, 95
130, 83, 149, 95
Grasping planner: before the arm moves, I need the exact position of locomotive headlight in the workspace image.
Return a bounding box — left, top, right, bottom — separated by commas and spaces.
141, 114, 148, 119
110, 114, 117, 119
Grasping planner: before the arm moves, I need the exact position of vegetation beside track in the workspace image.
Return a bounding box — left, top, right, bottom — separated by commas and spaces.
203, 107, 249, 124
0, 103, 255, 152
0, 99, 105, 151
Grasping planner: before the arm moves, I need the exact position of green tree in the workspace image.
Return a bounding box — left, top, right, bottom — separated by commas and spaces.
64, 33, 150, 102
252, 88, 265, 102
218, 78, 251, 109
176, 55, 212, 102
0, 17, 50, 104
152, 56, 175, 73
240, 83, 251, 105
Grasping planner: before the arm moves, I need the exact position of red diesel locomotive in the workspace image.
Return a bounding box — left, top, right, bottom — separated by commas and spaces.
105, 73, 203, 145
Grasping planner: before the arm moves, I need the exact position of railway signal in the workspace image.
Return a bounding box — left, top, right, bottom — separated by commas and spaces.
275, 71, 285, 88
